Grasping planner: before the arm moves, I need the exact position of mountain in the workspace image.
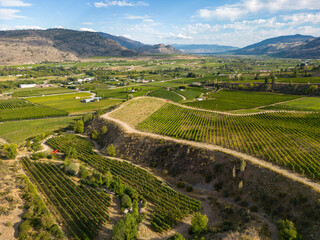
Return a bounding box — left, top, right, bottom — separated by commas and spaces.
0, 29, 182, 65
229, 34, 316, 56
0, 29, 137, 65
98, 32, 182, 54
98, 32, 146, 50
271, 37, 320, 58
172, 44, 239, 54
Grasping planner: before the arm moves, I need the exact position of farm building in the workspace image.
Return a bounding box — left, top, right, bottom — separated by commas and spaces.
19, 84, 36, 88
81, 97, 102, 103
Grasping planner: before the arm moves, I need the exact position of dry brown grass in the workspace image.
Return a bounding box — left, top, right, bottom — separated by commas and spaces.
108, 97, 166, 127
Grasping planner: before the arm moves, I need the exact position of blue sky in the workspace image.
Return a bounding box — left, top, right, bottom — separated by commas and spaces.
0, 0, 320, 47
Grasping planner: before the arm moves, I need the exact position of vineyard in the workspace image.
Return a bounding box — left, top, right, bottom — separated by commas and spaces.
0, 98, 68, 121
137, 103, 320, 180
21, 158, 111, 240
46, 134, 201, 232
149, 88, 184, 102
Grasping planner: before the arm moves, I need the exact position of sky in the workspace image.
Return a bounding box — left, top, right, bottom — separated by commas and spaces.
0, 0, 320, 47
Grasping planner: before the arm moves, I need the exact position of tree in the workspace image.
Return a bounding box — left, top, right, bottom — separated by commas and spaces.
121, 194, 133, 209
101, 125, 108, 134
191, 212, 208, 235
3, 144, 18, 159
112, 214, 138, 240
167, 233, 185, 240
65, 163, 79, 176
107, 144, 116, 157
278, 219, 298, 240
91, 130, 99, 139
73, 120, 84, 133
79, 165, 89, 179
306, 85, 318, 95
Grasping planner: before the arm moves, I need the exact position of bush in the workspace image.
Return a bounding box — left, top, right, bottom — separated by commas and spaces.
191, 212, 208, 235
2, 144, 18, 159
107, 144, 116, 157
177, 181, 185, 188
278, 219, 298, 240
186, 186, 193, 192
79, 165, 89, 179
167, 233, 185, 240
91, 130, 99, 139
121, 194, 132, 209
65, 163, 79, 175
40, 215, 55, 229
73, 120, 84, 133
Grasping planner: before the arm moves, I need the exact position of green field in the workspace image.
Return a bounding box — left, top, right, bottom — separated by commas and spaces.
184, 90, 300, 111
149, 88, 183, 102
0, 117, 77, 145
28, 93, 122, 114
137, 103, 320, 180
0, 98, 68, 121
174, 88, 202, 101
10, 87, 76, 97
262, 97, 320, 112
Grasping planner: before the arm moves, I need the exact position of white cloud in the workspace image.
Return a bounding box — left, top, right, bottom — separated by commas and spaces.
94, 0, 149, 8
54, 26, 65, 29
167, 33, 193, 40
283, 12, 320, 24
82, 22, 94, 25
123, 34, 132, 38
196, 0, 320, 21
124, 15, 150, 20
0, 25, 45, 30
80, 27, 96, 32
0, 8, 25, 20
0, 0, 31, 7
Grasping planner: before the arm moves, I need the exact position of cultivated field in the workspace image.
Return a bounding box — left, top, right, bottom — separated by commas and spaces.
0, 98, 68, 121
47, 134, 201, 233
0, 116, 77, 144
21, 157, 111, 240
10, 87, 76, 97
28, 93, 122, 114
184, 90, 301, 111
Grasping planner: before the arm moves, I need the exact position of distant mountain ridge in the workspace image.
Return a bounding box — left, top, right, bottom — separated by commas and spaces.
98, 32, 182, 54
172, 44, 239, 54
227, 34, 318, 58
0, 28, 182, 65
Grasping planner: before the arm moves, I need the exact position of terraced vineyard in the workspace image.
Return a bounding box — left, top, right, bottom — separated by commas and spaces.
0, 98, 68, 121
21, 158, 111, 240
137, 103, 320, 180
47, 134, 201, 232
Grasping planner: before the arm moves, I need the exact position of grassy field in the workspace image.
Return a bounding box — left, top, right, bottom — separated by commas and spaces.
149, 88, 183, 102
28, 93, 122, 114
109, 97, 165, 127
184, 90, 300, 111
0, 117, 77, 145
10, 87, 76, 97
262, 97, 320, 112
174, 88, 203, 101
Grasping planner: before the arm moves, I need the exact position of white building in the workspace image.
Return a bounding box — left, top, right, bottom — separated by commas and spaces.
19, 84, 36, 88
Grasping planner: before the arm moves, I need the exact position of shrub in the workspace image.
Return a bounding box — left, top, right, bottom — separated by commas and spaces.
73, 120, 84, 133
101, 125, 108, 134
278, 219, 298, 240
91, 130, 99, 139
2, 144, 18, 159
167, 233, 185, 240
121, 194, 132, 209
65, 163, 79, 175
107, 144, 116, 157
177, 181, 185, 188
186, 186, 193, 192
191, 212, 208, 235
